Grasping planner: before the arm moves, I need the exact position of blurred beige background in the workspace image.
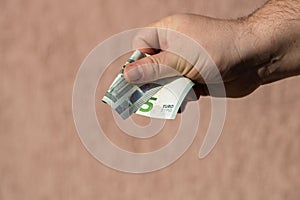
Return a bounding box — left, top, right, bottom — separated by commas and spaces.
1, 0, 300, 199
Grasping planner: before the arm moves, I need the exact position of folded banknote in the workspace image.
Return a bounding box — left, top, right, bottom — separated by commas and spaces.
102, 50, 194, 119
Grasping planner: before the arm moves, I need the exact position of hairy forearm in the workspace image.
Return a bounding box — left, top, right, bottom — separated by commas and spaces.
239, 0, 300, 84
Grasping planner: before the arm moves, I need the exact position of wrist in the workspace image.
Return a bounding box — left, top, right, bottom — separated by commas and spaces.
235, 17, 298, 84
235, 0, 300, 84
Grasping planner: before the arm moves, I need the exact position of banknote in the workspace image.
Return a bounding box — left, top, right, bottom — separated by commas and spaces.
102, 50, 194, 119
135, 77, 194, 119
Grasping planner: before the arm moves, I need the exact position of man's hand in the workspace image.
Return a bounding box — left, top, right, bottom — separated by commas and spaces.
124, 0, 300, 98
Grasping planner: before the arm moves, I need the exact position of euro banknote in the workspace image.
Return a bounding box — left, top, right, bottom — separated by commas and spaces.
102, 50, 194, 119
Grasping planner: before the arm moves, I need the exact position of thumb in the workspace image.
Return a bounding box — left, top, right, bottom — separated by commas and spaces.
123, 51, 194, 83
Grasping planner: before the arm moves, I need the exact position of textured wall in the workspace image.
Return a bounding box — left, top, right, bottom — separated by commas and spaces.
1, 0, 299, 199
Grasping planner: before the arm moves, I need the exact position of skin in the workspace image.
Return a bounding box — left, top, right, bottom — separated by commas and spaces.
124, 0, 300, 98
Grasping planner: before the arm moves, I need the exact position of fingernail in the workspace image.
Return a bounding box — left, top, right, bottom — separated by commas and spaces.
125, 66, 143, 82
